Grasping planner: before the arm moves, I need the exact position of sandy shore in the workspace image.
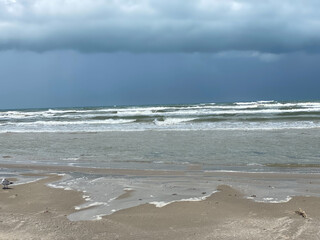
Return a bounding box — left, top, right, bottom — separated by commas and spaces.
1, 173, 320, 239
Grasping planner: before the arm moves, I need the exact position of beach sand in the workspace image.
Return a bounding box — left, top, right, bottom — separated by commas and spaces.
1, 173, 320, 239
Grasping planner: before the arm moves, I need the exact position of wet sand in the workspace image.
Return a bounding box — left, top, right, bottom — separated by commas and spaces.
0, 163, 184, 176
1, 173, 320, 239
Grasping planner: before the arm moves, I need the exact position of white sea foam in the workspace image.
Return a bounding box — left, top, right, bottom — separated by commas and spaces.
94, 214, 104, 220
16, 119, 135, 126
149, 192, 216, 208
235, 101, 261, 106
47, 183, 66, 189
101, 106, 320, 117
75, 202, 108, 210
62, 157, 80, 161
254, 196, 292, 203
47, 181, 74, 191
82, 195, 91, 201
257, 100, 276, 104
247, 163, 264, 166
13, 178, 44, 186
153, 118, 196, 126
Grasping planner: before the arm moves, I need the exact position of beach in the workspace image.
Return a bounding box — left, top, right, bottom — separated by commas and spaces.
1, 171, 320, 240
1, 101, 320, 239
2, 0, 320, 235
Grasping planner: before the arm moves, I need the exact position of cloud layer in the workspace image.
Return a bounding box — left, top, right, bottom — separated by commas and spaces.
1, 0, 320, 53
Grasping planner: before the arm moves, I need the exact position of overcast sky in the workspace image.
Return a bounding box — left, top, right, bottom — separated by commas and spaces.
0, 0, 320, 109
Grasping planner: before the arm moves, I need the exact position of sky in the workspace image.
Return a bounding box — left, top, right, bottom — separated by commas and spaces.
0, 0, 320, 109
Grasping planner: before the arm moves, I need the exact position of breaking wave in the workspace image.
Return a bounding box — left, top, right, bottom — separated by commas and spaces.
0, 100, 320, 132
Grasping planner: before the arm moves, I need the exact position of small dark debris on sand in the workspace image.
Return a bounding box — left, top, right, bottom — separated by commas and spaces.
295, 208, 307, 218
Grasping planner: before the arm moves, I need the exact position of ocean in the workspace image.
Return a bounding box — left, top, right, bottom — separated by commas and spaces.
1, 100, 320, 220
1, 100, 320, 132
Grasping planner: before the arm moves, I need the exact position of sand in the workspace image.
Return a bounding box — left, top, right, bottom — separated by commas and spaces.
1, 173, 320, 240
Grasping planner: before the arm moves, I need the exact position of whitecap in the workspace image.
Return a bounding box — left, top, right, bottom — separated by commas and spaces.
153, 118, 196, 126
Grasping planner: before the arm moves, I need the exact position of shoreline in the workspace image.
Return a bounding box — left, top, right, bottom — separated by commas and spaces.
0, 163, 185, 176
1, 174, 320, 239
2, 163, 320, 209
3, 162, 320, 177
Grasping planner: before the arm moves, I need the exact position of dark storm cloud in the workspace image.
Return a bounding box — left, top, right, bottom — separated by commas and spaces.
1, 51, 319, 109
1, 0, 320, 53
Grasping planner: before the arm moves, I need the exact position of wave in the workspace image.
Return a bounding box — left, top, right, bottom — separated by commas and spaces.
0, 101, 320, 132
235, 101, 275, 106
235, 100, 320, 109
1, 101, 320, 119
1, 119, 136, 126
153, 118, 196, 126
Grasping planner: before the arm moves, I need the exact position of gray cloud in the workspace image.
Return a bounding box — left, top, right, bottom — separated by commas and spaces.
1, 0, 320, 53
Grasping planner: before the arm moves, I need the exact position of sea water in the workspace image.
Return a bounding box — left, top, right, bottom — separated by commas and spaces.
0, 100, 320, 132
0, 100, 320, 220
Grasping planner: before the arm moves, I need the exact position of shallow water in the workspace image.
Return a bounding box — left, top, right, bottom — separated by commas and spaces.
0, 129, 319, 173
